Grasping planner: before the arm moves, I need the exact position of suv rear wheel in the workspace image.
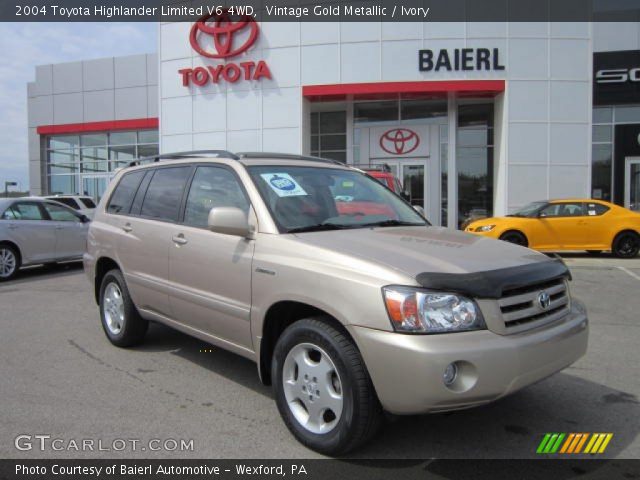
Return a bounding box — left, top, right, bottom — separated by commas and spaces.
271, 318, 381, 455
99, 269, 148, 347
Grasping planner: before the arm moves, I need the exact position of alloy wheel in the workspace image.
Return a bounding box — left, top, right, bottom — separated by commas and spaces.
103, 282, 125, 334
0, 248, 17, 279
282, 343, 344, 435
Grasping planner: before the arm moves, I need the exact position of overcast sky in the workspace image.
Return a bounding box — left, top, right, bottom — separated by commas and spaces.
0, 22, 157, 192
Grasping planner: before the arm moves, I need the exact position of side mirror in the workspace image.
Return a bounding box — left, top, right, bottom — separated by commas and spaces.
208, 207, 252, 238
79, 214, 90, 223
413, 205, 426, 217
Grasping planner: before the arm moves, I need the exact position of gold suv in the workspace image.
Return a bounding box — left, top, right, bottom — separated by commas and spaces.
85, 151, 589, 455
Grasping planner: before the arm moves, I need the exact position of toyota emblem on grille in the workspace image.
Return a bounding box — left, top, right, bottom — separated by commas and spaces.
537, 291, 551, 310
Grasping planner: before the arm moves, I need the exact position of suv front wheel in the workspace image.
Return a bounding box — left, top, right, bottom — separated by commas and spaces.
99, 269, 148, 347
271, 318, 382, 455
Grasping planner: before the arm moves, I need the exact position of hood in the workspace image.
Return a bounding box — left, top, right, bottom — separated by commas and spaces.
292, 226, 550, 278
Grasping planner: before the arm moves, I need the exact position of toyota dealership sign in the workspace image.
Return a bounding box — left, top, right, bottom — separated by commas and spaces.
179, 10, 272, 87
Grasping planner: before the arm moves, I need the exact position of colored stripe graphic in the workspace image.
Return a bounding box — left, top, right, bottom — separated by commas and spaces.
538, 433, 613, 454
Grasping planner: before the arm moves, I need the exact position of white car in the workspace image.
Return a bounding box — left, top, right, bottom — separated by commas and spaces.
44, 195, 97, 218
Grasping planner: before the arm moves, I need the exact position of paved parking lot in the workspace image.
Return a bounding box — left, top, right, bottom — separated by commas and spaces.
1, 255, 639, 459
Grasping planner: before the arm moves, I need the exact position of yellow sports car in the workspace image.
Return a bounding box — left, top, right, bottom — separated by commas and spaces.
466, 199, 640, 258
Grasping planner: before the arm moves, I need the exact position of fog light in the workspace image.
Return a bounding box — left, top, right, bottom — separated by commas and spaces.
443, 363, 458, 385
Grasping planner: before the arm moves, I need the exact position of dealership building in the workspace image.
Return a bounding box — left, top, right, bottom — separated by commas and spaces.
27, 21, 640, 227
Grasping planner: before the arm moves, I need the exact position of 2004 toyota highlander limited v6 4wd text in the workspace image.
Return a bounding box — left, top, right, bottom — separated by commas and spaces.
84, 151, 589, 455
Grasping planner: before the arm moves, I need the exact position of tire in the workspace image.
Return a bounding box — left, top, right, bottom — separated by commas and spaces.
99, 269, 148, 347
271, 318, 382, 455
612, 231, 640, 259
499, 231, 528, 247
0, 244, 20, 281
586, 250, 602, 256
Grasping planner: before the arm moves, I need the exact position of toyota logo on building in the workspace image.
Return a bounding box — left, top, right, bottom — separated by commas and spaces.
379, 128, 420, 155
537, 291, 551, 310
189, 10, 259, 59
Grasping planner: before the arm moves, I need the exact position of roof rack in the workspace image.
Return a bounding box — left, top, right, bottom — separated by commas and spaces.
128, 150, 238, 167
236, 152, 346, 166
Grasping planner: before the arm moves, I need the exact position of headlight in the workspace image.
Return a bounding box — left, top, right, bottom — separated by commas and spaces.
475, 224, 495, 232
382, 287, 485, 334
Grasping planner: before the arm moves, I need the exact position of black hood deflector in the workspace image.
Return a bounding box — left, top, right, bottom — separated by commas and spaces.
415, 258, 571, 299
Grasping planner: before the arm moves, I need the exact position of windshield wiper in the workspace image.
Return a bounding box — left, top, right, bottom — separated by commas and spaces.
287, 223, 352, 233
361, 219, 426, 228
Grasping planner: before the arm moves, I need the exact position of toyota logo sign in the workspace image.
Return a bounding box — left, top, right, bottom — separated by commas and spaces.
180, 10, 271, 87
189, 11, 259, 59
379, 128, 420, 155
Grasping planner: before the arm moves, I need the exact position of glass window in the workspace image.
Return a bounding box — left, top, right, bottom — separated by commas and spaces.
81, 134, 107, 147
49, 175, 76, 195
43, 203, 79, 222
247, 166, 427, 232
107, 170, 146, 215
458, 104, 494, 127
80, 198, 97, 209
586, 203, 610, 216
109, 145, 137, 168
109, 131, 137, 146
49, 136, 79, 149
615, 105, 640, 123
354, 101, 398, 123
592, 144, 612, 201
540, 202, 585, 217
7, 202, 44, 221
320, 111, 346, 134
592, 125, 612, 143
140, 167, 192, 222
322, 151, 347, 162
401, 99, 447, 120
458, 128, 493, 147
593, 107, 612, 124
49, 150, 78, 174
320, 134, 346, 150
81, 146, 109, 173
184, 167, 249, 228
49, 197, 80, 209
137, 144, 159, 158
310, 112, 319, 135
138, 130, 159, 144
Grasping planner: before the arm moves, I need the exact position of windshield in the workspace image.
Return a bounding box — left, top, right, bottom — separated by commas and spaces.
510, 201, 547, 217
246, 165, 427, 233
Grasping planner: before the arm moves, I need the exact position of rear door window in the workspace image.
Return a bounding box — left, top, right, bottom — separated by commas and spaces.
106, 171, 146, 215
6, 202, 45, 220
49, 197, 80, 209
80, 198, 96, 208
140, 167, 192, 222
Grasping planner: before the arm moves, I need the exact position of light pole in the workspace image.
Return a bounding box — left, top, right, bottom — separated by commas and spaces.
4, 181, 17, 198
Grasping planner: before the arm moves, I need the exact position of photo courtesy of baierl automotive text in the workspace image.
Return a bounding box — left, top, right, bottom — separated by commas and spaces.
1, 1, 640, 479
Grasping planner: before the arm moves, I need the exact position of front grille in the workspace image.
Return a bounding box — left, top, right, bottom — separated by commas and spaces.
498, 277, 570, 331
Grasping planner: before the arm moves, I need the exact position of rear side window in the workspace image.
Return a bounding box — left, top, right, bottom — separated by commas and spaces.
140, 167, 192, 222
49, 197, 79, 209
107, 171, 146, 215
586, 203, 610, 216
80, 198, 96, 208
6, 202, 45, 220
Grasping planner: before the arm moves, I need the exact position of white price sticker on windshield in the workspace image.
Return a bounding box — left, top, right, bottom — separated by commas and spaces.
261, 173, 308, 197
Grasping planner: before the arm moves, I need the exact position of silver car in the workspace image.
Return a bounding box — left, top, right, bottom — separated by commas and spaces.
0, 197, 90, 281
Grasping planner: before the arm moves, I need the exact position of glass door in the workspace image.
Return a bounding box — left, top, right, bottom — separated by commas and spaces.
401, 162, 425, 209
626, 157, 640, 212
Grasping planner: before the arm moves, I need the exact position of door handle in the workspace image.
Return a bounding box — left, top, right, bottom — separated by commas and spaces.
172, 234, 188, 245
7, 224, 17, 230
122, 223, 133, 233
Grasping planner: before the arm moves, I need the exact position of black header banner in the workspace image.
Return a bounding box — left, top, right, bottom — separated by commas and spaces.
1, 459, 640, 480
2, 0, 640, 22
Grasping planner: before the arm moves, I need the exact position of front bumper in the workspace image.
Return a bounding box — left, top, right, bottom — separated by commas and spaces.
347, 300, 588, 415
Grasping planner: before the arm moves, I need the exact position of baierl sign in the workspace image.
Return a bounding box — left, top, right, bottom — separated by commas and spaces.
178, 10, 272, 87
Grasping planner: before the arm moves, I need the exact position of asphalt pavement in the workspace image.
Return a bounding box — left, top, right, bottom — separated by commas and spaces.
0, 255, 638, 459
